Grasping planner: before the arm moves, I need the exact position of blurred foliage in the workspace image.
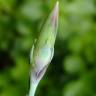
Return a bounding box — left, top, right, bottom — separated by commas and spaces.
0, 0, 96, 96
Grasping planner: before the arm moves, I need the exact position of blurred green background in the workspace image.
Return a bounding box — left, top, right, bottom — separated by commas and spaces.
0, 0, 96, 96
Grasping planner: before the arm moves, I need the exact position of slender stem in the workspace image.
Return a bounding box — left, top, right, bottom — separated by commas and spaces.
29, 82, 38, 96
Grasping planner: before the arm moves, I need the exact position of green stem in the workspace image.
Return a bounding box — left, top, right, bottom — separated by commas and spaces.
29, 82, 38, 96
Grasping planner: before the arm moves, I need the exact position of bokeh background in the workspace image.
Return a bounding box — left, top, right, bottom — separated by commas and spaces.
0, 0, 96, 96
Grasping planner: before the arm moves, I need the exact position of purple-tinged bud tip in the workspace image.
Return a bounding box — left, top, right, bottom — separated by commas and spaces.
51, 1, 59, 27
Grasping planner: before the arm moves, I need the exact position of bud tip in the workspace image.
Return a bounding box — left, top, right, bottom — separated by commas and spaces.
56, 1, 59, 7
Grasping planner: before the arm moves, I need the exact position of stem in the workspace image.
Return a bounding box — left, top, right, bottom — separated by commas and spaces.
28, 82, 38, 96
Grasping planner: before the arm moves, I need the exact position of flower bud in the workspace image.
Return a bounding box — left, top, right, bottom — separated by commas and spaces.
29, 1, 59, 96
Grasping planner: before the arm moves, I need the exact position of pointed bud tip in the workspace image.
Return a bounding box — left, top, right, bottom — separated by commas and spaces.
56, 1, 59, 8
51, 1, 59, 27
54, 1, 59, 13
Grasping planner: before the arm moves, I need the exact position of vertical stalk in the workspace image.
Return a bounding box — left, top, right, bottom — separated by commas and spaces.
29, 82, 38, 96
